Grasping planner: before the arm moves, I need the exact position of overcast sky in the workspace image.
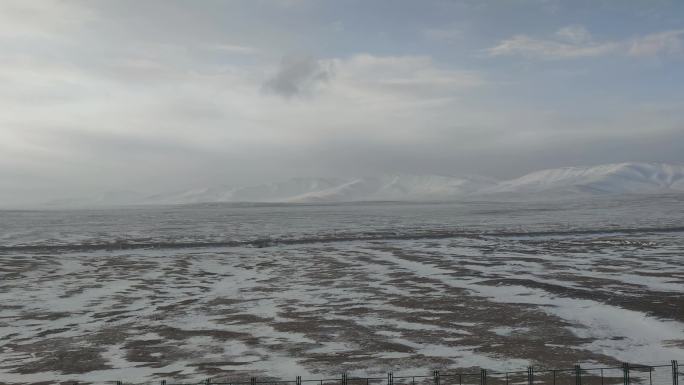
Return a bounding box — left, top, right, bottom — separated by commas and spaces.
2, 0, 684, 205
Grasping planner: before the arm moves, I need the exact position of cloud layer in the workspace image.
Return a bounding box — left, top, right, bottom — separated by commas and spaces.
1, 0, 683, 206
488, 26, 684, 59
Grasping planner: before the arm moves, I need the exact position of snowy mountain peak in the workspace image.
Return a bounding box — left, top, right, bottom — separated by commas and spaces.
485, 162, 684, 195
42, 162, 684, 207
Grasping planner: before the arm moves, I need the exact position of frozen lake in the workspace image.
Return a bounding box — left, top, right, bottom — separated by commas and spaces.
1, 195, 683, 383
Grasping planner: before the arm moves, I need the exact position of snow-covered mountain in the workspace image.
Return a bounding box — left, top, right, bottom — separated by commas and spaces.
140, 175, 496, 205
286, 174, 496, 202
482, 162, 684, 196
141, 178, 346, 205
42, 162, 684, 207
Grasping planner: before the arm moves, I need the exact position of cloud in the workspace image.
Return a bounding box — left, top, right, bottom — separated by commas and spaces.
488, 26, 684, 59
333, 54, 484, 96
555, 25, 592, 44
0, 0, 94, 39
262, 55, 332, 98
487, 27, 618, 59
1, 1, 683, 206
628, 30, 684, 57
0, 47, 490, 202
203, 43, 260, 55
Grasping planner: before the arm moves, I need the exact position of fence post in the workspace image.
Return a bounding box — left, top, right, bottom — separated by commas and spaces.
623, 363, 630, 385
673, 361, 679, 385
388, 372, 394, 385
251, 377, 257, 385
206, 378, 211, 385
343, 373, 348, 385
575, 365, 582, 385
528, 367, 534, 385
161, 381, 166, 385
434, 370, 440, 385
649, 366, 653, 385
297, 376, 302, 385
481, 369, 488, 385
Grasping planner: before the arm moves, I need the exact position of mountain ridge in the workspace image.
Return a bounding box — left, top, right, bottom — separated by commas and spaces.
42, 162, 684, 207
482, 162, 684, 196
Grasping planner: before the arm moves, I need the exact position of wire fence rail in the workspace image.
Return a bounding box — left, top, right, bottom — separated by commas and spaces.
89, 360, 682, 385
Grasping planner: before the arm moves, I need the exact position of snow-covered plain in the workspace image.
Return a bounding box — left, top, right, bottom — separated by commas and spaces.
1, 195, 683, 384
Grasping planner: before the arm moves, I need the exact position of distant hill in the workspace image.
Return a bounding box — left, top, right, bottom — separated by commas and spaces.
285, 175, 497, 202
481, 162, 684, 196
142, 178, 347, 205
140, 175, 497, 205
42, 162, 684, 207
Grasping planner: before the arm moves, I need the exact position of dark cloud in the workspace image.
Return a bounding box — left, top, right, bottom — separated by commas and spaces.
262, 55, 332, 98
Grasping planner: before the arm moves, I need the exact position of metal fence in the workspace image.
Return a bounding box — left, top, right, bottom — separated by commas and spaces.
100, 361, 684, 385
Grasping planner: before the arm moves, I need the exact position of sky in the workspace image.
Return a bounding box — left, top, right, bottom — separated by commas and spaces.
1, 0, 684, 205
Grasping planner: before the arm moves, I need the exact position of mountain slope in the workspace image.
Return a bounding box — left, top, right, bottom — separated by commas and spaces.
483, 162, 684, 195
142, 178, 347, 205
42, 162, 684, 207
144, 175, 497, 204
288, 174, 497, 202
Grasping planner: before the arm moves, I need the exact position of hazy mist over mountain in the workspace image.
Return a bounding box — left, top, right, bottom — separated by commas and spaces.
40, 162, 684, 208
